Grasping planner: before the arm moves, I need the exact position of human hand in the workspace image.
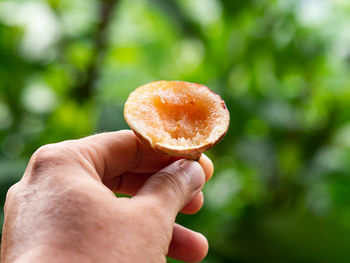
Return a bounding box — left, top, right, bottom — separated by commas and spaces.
1, 130, 213, 263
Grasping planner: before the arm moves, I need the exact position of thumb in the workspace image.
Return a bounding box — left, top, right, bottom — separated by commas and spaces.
136, 159, 205, 218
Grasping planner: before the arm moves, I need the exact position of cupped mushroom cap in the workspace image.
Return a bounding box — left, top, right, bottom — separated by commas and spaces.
124, 81, 230, 158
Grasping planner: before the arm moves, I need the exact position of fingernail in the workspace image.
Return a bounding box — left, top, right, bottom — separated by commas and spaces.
178, 159, 205, 191
168, 156, 184, 164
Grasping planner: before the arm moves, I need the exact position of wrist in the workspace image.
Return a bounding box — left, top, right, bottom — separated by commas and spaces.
9, 245, 85, 263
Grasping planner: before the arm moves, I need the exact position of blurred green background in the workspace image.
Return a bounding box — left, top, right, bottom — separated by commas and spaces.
1, 0, 350, 262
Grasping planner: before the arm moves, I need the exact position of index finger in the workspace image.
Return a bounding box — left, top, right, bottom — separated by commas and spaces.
74, 130, 214, 181
74, 130, 170, 180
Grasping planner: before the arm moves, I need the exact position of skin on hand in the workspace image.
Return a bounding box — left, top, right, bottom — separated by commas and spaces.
1, 130, 214, 263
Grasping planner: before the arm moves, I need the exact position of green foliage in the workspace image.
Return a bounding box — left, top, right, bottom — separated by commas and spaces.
1, 0, 350, 262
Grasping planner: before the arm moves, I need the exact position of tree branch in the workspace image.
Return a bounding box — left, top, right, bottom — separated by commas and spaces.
72, 0, 119, 102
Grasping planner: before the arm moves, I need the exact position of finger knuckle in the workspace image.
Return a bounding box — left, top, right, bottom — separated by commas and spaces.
4, 182, 19, 212
154, 171, 186, 201
27, 143, 77, 181
31, 144, 66, 170
6, 183, 18, 198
